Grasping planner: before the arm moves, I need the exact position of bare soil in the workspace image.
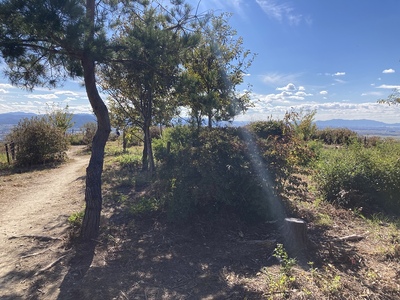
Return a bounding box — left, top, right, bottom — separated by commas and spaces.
0, 146, 88, 299
1, 145, 400, 299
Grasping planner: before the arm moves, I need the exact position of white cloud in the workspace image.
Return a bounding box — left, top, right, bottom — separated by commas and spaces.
0, 83, 13, 89
276, 83, 296, 92
238, 99, 400, 124
320, 91, 328, 95
261, 72, 301, 86
382, 69, 395, 74
333, 78, 346, 84
54, 90, 79, 96
27, 94, 59, 100
361, 91, 383, 97
377, 84, 400, 89
333, 72, 346, 76
0, 89, 8, 94
255, 0, 308, 26
202, 0, 248, 19
295, 91, 313, 97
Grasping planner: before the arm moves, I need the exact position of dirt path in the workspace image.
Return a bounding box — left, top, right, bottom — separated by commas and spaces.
0, 146, 89, 299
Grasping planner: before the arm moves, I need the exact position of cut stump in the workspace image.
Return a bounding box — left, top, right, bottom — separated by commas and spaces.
283, 218, 308, 257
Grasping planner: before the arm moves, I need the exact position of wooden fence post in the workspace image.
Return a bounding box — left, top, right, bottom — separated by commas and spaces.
5, 144, 10, 165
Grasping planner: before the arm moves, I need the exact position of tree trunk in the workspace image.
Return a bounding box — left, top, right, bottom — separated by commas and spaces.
142, 134, 148, 171
122, 128, 127, 152
80, 0, 111, 240
283, 218, 308, 258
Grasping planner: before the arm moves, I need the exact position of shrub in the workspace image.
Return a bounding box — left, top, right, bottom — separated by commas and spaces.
314, 127, 359, 145
155, 124, 314, 222
6, 116, 69, 166
81, 122, 97, 150
69, 133, 86, 145
247, 120, 285, 139
314, 140, 400, 213
155, 127, 270, 221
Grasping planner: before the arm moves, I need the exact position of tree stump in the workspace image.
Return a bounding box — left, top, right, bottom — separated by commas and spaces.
283, 218, 308, 258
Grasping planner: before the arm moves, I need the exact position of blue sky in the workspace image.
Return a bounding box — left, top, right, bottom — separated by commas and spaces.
1, 0, 400, 123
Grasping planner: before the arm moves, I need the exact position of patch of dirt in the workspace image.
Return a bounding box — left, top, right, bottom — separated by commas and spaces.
0, 146, 89, 299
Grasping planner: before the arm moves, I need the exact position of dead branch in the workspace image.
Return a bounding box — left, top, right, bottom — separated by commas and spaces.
335, 232, 369, 242
8, 235, 61, 242
21, 248, 52, 259
34, 252, 70, 276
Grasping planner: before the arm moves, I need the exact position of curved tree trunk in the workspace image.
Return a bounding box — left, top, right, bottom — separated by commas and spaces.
80, 0, 111, 240
80, 55, 110, 240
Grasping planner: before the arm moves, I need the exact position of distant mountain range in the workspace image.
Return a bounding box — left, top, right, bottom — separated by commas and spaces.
2, 113, 400, 141
315, 119, 400, 128
0, 112, 96, 141
0, 112, 95, 127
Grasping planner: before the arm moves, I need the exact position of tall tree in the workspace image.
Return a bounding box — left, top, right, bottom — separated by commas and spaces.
180, 13, 255, 128
100, 3, 197, 172
0, 0, 144, 239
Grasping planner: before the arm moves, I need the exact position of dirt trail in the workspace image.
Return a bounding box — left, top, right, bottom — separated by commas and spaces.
0, 146, 89, 299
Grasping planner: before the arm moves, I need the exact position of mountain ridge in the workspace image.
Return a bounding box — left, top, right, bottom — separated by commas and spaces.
315, 119, 400, 128
0, 112, 95, 128
2, 112, 400, 130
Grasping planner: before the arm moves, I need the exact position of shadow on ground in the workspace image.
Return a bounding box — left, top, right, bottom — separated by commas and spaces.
56, 211, 277, 300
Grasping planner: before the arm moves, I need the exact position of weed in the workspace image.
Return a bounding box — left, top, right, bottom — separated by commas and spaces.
329, 275, 341, 294
315, 213, 333, 227
129, 197, 162, 216
273, 243, 297, 275
68, 210, 84, 227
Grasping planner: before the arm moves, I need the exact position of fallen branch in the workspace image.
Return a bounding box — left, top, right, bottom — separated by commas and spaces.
8, 235, 61, 242
21, 248, 52, 259
34, 253, 69, 276
335, 232, 369, 242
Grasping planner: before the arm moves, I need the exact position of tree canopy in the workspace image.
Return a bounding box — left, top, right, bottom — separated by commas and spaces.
179, 13, 255, 128
100, 2, 198, 172
0, 0, 121, 239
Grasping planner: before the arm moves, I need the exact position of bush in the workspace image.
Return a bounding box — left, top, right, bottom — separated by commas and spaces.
314, 127, 359, 145
156, 127, 270, 221
7, 116, 69, 166
81, 122, 97, 150
314, 140, 400, 214
155, 124, 314, 222
247, 120, 285, 139
69, 133, 86, 145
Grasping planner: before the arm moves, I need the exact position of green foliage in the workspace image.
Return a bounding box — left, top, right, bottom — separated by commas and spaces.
69, 133, 86, 145
179, 12, 255, 128
273, 243, 297, 275
247, 117, 316, 196
45, 103, 75, 133
247, 120, 285, 139
7, 116, 69, 166
115, 152, 142, 172
291, 109, 317, 141
314, 139, 400, 213
68, 211, 84, 227
314, 127, 359, 145
156, 127, 269, 221
155, 123, 314, 222
81, 122, 97, 150
129, 197, 162, 216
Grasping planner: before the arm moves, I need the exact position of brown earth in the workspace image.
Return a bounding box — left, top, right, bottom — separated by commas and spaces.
0, 146, 88, 299
1, 145, 400, 299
